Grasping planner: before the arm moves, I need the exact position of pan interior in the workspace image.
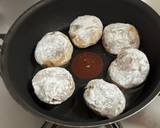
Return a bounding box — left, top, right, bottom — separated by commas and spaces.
3, 0, 160, 125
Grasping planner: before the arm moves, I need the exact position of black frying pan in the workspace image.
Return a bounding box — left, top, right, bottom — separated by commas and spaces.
0, 0, 160, 127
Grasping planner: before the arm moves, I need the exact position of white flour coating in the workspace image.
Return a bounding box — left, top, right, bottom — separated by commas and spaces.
35, 31, 73, 67
69, 15, 103, 48
108, 48, 150, 89
32, 67, 75, 104
84, 79, 126, 118
102, 23, 140, 54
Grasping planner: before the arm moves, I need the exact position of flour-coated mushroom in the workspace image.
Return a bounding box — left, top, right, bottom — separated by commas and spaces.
108, 48, 150, 89
32, 67, 75, 104
102, 23, 140, 54
84, 79, 126, 118
69, 15, 103, 48
35, 31, 73, 67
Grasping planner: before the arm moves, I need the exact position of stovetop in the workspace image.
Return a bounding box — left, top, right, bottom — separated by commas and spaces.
0, 0, 159, 128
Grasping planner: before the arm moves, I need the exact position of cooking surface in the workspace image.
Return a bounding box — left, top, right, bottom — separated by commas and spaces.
0, 0, 159, 128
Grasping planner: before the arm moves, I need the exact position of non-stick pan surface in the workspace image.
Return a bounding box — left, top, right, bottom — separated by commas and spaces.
1, 0, 160, 127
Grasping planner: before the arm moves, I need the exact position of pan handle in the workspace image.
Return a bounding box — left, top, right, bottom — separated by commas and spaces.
41, 121, 123, 128
41, 122, 57, 128
0, 34, 6, 50
0, 34, 5, 40
0, 34, 6, 75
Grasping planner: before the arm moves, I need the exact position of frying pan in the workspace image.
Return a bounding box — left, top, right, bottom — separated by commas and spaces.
0, 0, 160, 127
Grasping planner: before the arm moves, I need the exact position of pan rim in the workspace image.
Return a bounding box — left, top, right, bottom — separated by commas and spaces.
1, 0, 160, 127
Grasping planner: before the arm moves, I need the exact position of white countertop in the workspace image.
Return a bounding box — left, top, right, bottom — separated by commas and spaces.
0, 0, 159, 128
